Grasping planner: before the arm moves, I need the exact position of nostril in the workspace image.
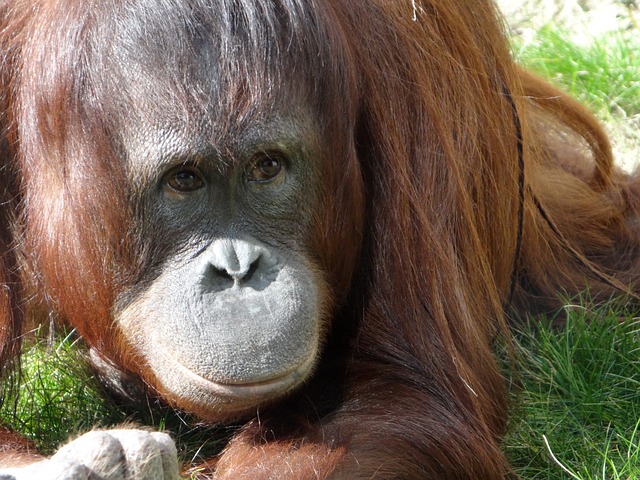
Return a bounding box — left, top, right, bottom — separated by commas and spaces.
198, 239, 270, 291
200, 264, 235, 290
242, 257, 261, 283
212, 266, 234, 282
205, 257, 261, 284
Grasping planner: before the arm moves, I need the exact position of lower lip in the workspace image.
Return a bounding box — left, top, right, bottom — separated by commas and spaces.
172, 352, 316, 399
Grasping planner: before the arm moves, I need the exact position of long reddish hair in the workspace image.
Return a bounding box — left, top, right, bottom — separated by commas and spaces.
1, 0, 639, 477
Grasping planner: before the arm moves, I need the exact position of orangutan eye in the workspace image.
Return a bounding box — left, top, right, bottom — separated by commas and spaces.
165, 166, 205, 193
245, 152, 285, 183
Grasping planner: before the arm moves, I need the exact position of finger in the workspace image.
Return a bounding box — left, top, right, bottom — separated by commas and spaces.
53, 432, 125, 480
150, 432, 180, 480
108, 430, 165, 480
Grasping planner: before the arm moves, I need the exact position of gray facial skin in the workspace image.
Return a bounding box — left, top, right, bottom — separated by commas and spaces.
112, 109, 329, 419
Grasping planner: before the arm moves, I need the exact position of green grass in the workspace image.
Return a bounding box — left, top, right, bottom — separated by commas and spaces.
503, 301, 640, 479
512, 26, 640, 120
0, 330, 125, 453
504, 25, 640, 478
0, 330, 226, 472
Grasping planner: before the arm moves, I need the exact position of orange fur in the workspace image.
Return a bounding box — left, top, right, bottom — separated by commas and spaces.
0, 0, 638, 478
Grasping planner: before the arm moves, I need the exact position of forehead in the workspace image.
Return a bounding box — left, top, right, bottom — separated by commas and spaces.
84, 2, 345, 168
92, 0, 339, 129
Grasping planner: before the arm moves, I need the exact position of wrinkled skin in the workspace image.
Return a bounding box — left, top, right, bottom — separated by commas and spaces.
114, 109, 330, 420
